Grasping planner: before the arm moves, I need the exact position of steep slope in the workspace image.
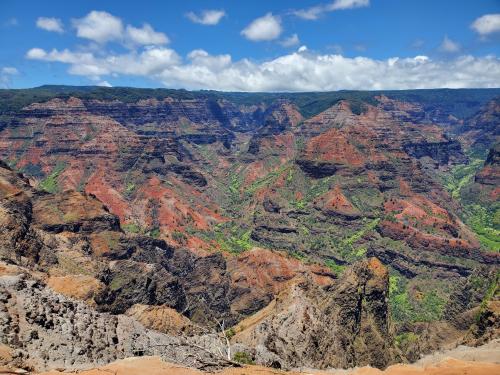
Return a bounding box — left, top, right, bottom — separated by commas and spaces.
0, 160, 334, 326
231, 258, 394, 369
0, 87, 498, 368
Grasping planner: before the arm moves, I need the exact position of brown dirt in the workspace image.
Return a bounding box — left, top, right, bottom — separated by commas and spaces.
46, 274, 103, 303
35, 356, 500, 375
124, 304, 197, 335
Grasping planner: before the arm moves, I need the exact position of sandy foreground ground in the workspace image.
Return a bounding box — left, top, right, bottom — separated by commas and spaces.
35, 340, 500, 375
36, 357, 500, 375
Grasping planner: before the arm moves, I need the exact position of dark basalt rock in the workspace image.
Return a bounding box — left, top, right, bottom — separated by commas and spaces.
95, 245, 234, 325
368, 246, 472, 278
95, 260, 187, 314
166, 164, 208, 187
475, 144, 499, 186
403, 140, 467, 165
39, 215, 120, 234
296, 159, 340, 178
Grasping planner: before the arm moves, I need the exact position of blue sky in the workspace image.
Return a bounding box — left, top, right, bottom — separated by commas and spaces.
1, 0, 499, 91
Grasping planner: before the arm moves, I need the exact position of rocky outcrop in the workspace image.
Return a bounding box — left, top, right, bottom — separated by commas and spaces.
0, 162, 46, 265
476, 145, 500, 186
33, 191, 120, 234
226, 248, 334, 317
232, 258, 395, 370
0, 270, 234, 372
460, 97, 500, 149
403, 139, 466, 165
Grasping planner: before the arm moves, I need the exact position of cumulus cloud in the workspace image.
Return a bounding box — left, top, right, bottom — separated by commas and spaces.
26, 46, 180, 80
125, 24, 169, 45
72, 11, 123, 43
439, 36, 460, 53
471, 14, 500, 36
71, 10, 168, 48
280, 34, 300, 47
295, 0, 369, 20
25, 42, 500, 91
186, 10, 226, 25
1, 66, 19, 88
36, 17, 64, 33
241, 13, 282, 41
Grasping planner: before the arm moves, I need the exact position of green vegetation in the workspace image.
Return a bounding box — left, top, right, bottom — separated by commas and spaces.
441, 152, 499, 252
346, 187, 384, 212
125, 182, 136, 196
324, 259, 346, 276
292, 199, 306, 210
463, 204, 500, 252
109, 274, 128, 291
290, 251, 307, 261
62, 212, 79, 222
216, 228, 253, 255
225, 327, 235, 339
443, 158, 484, 199
245, 165, 290, 195
2, 86, 498, 122
389, 274, 446, 323
233, 351, 254, 365
394, 332, 419, 349
148, 227, 161, 238
334, 218, 380, 261
304, 175, 336, 202
39, 162, 66, 193
475, 274, 498, 322
345, 218, 380, 246
122, 223, 141, 234
229, 174, 241, 195
172, 230, 188, 244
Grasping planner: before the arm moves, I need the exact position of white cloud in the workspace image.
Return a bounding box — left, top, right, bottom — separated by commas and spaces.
280, 34, 300, 47
439, 36, 460, 53
25, 43, 500, 91
72, 11, 123, 43
471, 14, 500, 36
295, 0, 369, 20
1, 66, 19, 88
1, 67, 18, 75
186, 10, 226, 25
97, 80, 112, 87
71, 11, 168, 48
125, 24, 169, 45
27, 48, 95, 64
241, 13, 282, 41
27, 46, 180, 79
36, 17, 64, 33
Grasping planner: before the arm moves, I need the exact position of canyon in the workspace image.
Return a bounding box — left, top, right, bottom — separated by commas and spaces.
0, 86, 498, 373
